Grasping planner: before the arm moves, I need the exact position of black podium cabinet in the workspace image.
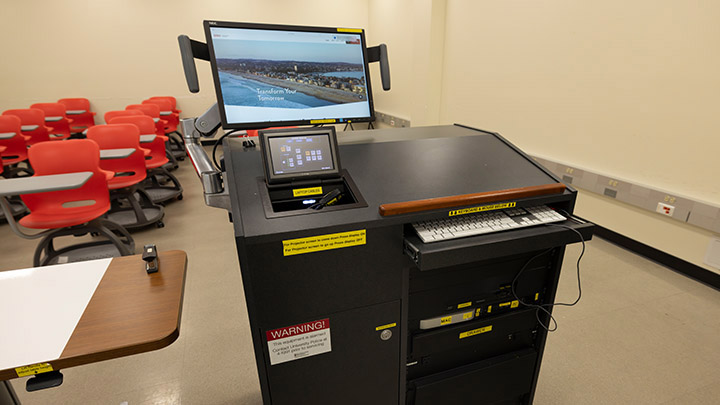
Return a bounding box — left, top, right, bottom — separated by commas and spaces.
223, 124, 593, 404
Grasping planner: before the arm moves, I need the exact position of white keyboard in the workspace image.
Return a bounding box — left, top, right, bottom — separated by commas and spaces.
412, 205, 566, 243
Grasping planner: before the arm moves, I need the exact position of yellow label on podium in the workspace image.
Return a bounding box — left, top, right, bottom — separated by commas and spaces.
283, 230, 366, 256
293, 187, 323, 197
448, 202, 516, 217
459, 326, 493, 339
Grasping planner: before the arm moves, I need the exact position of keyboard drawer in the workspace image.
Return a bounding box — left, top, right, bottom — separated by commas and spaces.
404, 216, 593, 271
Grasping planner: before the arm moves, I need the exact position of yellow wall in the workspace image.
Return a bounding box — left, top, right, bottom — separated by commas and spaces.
0, 0, 369, 120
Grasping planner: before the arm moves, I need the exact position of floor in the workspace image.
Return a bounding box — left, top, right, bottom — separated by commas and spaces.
1, 156, 719, 404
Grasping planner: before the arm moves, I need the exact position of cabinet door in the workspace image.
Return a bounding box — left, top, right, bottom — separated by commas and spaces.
265, 300, 401, 404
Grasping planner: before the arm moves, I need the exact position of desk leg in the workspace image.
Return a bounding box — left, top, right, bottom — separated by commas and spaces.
0, 380, 20, 405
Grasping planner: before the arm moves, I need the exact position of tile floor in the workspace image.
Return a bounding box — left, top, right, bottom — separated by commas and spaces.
1, 157, 719, 404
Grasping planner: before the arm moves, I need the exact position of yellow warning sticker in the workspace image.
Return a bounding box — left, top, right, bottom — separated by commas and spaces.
293, 186, 323, 197
457, 301, 472, 309
337, 28, 363, 33
475, 308, 482, 317
459, 326, 493, 339
375, 323, 397, 331
462, 311, 473, 320
283, 230, 366, 256
511, 300, 519, 308
16, 363, 53, 377
487, 305, 492, 313
310, 119, 337, 124
440, 316, 452, 325
448, 202, 516, 217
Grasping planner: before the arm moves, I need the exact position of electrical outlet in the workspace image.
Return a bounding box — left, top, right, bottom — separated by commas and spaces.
656, 202, 675, 216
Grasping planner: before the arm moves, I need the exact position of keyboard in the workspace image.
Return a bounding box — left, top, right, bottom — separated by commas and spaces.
411, 205, 566, 243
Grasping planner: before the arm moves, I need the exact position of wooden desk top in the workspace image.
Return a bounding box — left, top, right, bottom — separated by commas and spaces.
0, 250, 187, 380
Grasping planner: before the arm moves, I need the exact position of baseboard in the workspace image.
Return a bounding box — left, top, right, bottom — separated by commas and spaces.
593, 224, 720, 290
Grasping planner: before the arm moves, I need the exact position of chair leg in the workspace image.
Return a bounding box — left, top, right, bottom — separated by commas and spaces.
92, 219, 134, 256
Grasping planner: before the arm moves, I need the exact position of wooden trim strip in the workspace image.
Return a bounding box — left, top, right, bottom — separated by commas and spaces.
378, 183, 566, 217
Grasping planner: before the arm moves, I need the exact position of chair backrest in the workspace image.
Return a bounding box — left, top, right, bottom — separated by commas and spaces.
20, 139, 110, 214
87, 124, 147, 187
126, 103, 160, 118
108, 115, 168, 168
58, 97, 96, 130
0, 115, 29, 162
104, 109, 143, 124
57, 98, 91, 111
148, 96, 177, 110
142, 99, 178, 130
126, 104, 165, 135
2, 108, 51, 145
30, 102, 72, 139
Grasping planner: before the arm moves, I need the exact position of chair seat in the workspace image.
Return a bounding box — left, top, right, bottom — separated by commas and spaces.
108, 175, 145, 189
19, 204, 109, 229
2, 156, 26, 166
146, 157, 169, 169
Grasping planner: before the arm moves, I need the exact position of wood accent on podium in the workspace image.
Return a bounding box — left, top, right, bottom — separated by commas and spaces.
378, 183, 566, 217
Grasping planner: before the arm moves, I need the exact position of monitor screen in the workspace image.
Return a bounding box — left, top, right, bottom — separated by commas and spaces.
260, 127, 342, 184
204, 20, 375, 130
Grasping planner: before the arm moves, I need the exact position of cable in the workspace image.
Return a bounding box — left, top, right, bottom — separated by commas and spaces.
511, 223, 586, 332
212, 129, 244, 170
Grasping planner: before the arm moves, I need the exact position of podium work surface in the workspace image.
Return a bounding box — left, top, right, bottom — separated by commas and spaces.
223, 124, 593, 404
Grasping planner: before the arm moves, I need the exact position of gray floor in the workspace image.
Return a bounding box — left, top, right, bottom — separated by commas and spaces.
1, 159, 719, 404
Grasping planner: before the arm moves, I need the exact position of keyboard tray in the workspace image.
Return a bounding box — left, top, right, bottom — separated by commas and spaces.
404, 216, 594, 271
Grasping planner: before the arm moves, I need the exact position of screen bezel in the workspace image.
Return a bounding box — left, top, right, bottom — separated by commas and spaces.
204, 20, 376, 130
259, 127, 342, 185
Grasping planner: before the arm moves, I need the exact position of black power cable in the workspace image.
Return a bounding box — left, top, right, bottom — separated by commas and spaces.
511, 223, 586, 332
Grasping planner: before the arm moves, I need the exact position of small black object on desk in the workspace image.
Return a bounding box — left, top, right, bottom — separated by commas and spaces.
142, 244, 159, 273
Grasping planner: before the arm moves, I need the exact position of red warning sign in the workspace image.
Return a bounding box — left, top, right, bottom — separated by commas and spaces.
266, 319, 331, 365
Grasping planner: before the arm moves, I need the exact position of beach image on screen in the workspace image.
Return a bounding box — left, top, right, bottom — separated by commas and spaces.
210, 27, 371, 124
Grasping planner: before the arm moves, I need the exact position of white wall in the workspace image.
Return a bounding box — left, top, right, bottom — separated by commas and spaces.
0, 0, 370, 120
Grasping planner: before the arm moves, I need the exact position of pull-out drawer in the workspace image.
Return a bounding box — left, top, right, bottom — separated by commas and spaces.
404, 216, 594, 271
408, 348, 537, 405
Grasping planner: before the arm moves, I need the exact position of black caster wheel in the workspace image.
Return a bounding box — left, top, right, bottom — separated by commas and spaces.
90, 232, 99, 237
177, 194, 183, 201
156, 221, 165, 228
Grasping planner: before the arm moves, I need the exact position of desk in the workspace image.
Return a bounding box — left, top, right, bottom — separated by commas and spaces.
0, 172, 92, 197
0, 251, 187, 395
99, 148, 134, 159
222, 124, 592, 404
139, 134, 156, 143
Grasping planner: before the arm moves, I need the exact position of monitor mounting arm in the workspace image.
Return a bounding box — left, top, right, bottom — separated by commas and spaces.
176, 34, 390, 211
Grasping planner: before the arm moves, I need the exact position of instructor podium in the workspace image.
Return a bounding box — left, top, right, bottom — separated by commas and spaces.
218, 124, 593, 404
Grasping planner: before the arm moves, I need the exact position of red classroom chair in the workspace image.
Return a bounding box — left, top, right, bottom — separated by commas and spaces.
58, 97, 97, 134
30, 102, 74, 140
108, 115, 183, 203
0, 115, 33, 177
2, 109, 52, 145
17, 139, 134, 266
87, 124, 165, 229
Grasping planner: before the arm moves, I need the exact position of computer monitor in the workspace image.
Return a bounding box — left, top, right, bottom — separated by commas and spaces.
204, 20, 375, 130
259, 127, 342, 185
